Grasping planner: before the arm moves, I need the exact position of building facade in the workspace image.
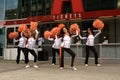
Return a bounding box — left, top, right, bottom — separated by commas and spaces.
0, 0, 120, 60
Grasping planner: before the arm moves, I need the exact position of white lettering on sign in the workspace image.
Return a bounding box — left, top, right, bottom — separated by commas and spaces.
52, 13, 81, 20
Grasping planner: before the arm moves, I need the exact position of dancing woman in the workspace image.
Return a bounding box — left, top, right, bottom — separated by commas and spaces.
79, 28, 101, 66
14, 32, 29, 64
50, 35, 62, 65
25, 30, 39, 68
60, 27, 77, 70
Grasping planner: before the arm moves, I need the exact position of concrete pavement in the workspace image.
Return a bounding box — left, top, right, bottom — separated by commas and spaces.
0, 60, 120, 80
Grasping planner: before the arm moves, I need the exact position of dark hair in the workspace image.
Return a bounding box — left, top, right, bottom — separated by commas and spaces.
87, 28, 94, 36
59, 28, 65, 37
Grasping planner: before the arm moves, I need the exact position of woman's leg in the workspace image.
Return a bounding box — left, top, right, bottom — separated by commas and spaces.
16, 47, 21, 64
52, 48, 60, 64
29, 49, 38, 68
63, 48, 76, 67
90, 46, 99, 64
85, 46, 90, 64
22, 48, 29, 64
52, 48, 56, 64
29, 49, 37, 62
60, 47, 64, 67
56, 49, 60, 65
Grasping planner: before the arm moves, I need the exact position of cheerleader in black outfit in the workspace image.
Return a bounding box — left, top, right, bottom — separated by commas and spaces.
14, 32, 29, 64
51, 35, 62, 65
25, 30, 39, 68
60, 27, 77, 70
79, 28, 101, 66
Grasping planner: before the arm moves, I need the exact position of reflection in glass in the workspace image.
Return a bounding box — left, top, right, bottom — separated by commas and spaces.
5, 0, 18, 19
0, 0, 5, 20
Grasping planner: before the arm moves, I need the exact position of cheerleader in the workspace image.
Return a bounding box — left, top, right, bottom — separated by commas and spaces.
79, 28, 101, 66
14, 32, 29, 64
50, 35, 62, 65
60, 27, 77, 70
37, 34, 44, 48
25, 30, 39, 68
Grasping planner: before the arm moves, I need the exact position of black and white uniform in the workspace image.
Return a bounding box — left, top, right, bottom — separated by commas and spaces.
26, 30, 39, 63
79, 30, 101, 64
60, 35, 76, 67
51, 36, 62, 64
15, 36, 28, 64
26, 37, 37, 62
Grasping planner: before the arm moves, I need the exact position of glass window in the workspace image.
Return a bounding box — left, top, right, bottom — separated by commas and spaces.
115, 18, 120, 43
101, 0, 117, 9
37, 10, 45, 15
24, 0, 29, 6
45, 8, 51, 15
45, 0, 50, 2
0, 28, 5, 49
21, 12, 27, 18
31, 5, 36, 11
37, 4, 42, 10
21, 0, 25, 7
0, 0, 5, 20
100, 19, 116, 43
46, 2, 50, 8
31, 0, 37, 5
21, 7, 25, 12
7, 28, 14, 46
83, 0, 117, 11
45, 0, 52, 15
83, 0, 101, 11
37, 0, 44, 4
31, 11, 36, 16
62, 1, 72, 14
36, 0, 45, 15
5, 0, 18, 19
6, 27, 20, 47
19, 0, 31, 18
6, 0, 18, 10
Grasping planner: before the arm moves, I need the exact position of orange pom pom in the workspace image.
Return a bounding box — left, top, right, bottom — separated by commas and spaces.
30, 21, 38, 31
18, 24, 28, 32
69, 23, 80, 34
9, 32, 14, 39
50, 27, 60, 38
13, 32, 19, 38
58, 24, 65, 30
93, 19, 104, 30
9, 32, 19, 39
44, 31, 52, 39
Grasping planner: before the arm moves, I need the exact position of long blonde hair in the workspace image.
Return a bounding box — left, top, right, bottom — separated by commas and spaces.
28, 30, 36, 38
